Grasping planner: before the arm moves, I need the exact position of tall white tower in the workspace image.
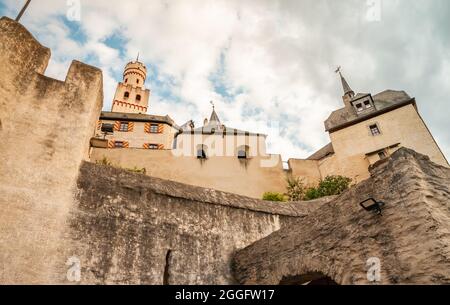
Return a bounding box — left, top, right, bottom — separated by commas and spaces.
111, 60, 151, 114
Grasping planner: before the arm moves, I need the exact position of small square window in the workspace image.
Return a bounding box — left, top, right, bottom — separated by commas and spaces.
197, 149, 207, 159
238, 150, 247, 159
119, 122, 129, 132
148, 144, 158, 150
378, 151, 387, 159
364, 101, 372, 109
150, 124, 159, 133
356, 103, 363, 112
370, 124, 381, 136
114, 141, 124, 148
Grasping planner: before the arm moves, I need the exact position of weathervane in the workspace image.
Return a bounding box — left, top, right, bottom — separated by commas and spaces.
210, 100, 215, 110
15, 0, 32, 22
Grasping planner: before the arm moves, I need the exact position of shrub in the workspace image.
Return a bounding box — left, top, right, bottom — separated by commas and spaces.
96, 156, 112, 166
304, 187, 321, 201
316, 175, 352, 197
286, 176, 306, 201
126, 166, 147, 175
263, 192, 286, 202
292, 175, 352, 201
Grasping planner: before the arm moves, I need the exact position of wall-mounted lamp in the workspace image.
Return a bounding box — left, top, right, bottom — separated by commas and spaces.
359, 198, 385, 215
101, 123, 114, 139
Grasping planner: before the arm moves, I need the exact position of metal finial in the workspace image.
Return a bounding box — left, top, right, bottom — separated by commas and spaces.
210, 100, 215, 110
15, 0, 32, 22
136, 52, 140, 62
335, 66, 341, 74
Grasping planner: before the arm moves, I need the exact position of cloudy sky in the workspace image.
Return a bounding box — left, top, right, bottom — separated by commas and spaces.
1, 0, 449, 161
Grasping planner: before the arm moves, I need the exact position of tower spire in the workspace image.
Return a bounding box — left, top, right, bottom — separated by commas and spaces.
335, 66, 355, 105
209, 101, 220, 124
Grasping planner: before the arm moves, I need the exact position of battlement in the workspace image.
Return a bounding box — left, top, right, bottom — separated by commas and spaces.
0, 17, 103, 283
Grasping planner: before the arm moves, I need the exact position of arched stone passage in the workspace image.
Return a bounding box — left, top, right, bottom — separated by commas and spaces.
280, 272, 338, 285
232, 149, 450, 285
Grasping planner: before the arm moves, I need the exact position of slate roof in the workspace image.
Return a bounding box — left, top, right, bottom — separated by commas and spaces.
189, 108, 266, 137
307, 143, 335, 160
325, 90, 415, 132
100, 111, 180, 129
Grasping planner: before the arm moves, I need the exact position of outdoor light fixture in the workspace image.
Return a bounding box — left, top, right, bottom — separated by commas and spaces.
359, 198, 385, 215
101, 123, 114, 139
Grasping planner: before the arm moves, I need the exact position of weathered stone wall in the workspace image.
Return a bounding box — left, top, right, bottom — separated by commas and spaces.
232, 148, 450, 285
68, 161, 332, 284
0, 17, 103, 284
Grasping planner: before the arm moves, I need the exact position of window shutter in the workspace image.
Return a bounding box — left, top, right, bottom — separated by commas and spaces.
158, 124, 164, 133
143, 143, 149, 149
158, 144, 164, 150
97, 120, 101, 130
128, 122, 134, 132
123, 141, 129, 148
144, 123, 151, 133
108, 140, 115, 148
114, 121, 121, 131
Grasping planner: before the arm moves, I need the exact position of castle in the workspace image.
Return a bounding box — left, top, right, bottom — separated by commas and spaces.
1, 16, 449, 285
91, 60, 449, 198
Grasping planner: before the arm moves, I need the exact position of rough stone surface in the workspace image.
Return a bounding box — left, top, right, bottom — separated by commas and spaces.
232, 148, 450, 285
68, 161, 332, 284
0, 17, 103, 284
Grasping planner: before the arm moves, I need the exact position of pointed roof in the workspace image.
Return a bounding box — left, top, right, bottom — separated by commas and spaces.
209, 108, 221, 126
339, 71, 354, 96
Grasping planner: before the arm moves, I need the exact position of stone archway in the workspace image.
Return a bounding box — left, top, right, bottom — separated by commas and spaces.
279, 272, 338, 285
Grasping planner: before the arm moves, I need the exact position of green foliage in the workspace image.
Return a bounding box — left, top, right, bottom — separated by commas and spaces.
286, 176, 306, 201
125, 166, 147, 175
263, 192, 287, 202
95, 157, 146, 175
305, 175, 352, 200
96, 156, 112, 166
304, 187, 321, 201
316, 175, 352, 197
285, 175, 352, 201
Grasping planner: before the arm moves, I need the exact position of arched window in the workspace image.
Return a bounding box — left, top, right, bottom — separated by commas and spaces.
124, 92, 130, 99
237, 145, 250, 159
136, 94, 141, 102
125, 78, 128, 83
137, 79, 140, 84
196, 144, 207, 159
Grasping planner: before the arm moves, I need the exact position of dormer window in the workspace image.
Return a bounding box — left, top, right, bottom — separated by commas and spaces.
124, 92, 130, 99
352, 95, 375, 114
369, 124, 381, 136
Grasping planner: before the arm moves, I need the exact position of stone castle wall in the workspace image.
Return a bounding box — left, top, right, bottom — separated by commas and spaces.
69, 161, 331, 284
0, 17, 103, 283
90, 147, 288, 199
